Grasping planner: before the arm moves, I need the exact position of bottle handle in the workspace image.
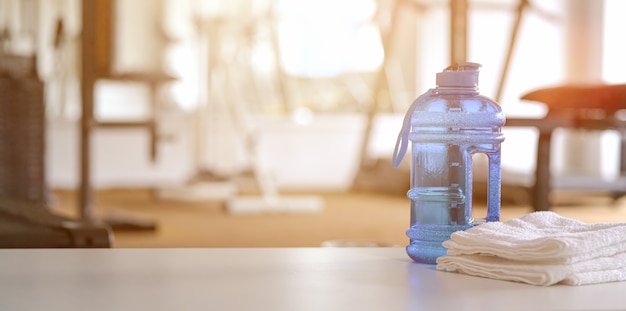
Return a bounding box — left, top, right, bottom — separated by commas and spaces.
392, 89, 435, 168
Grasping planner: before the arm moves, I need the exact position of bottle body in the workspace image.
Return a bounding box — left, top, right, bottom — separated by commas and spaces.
405, 89, 505, 264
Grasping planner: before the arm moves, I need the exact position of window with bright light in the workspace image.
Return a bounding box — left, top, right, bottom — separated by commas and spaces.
603, 0, 626, 84
273, 0, 383, 78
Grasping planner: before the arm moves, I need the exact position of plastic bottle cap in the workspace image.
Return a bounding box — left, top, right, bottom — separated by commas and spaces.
436, 62, 481, 88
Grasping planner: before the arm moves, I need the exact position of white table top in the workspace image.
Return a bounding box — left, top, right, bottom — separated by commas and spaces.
0, 247, 624, 311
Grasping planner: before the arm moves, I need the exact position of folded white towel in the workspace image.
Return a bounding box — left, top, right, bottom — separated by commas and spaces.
443, 211, 626, 264
435, 212, 626, 286
436, 252, 626, 286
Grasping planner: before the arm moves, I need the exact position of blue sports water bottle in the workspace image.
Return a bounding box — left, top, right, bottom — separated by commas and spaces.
392, 63, 505, 264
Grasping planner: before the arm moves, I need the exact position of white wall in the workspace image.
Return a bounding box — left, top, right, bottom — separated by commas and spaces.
46, 113, 370, 191
46, 114, 194, 189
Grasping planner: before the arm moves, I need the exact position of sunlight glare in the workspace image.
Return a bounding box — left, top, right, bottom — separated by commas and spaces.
274, 0, 383, 77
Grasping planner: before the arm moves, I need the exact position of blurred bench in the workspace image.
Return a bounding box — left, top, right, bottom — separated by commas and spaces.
507, 84, 626, 211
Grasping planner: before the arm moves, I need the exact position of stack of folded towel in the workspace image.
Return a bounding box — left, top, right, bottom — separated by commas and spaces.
436, 211, 626, 286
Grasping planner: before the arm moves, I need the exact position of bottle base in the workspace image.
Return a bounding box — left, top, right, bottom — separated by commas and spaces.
406, 242, 447, 264
406, 223, 471, 264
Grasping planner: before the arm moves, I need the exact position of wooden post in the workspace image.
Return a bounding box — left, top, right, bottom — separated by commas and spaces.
449, 0, 467, 64
80, 0, 114, 221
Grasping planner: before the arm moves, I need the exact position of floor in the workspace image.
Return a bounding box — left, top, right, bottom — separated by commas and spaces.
50, 188, 626, 248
